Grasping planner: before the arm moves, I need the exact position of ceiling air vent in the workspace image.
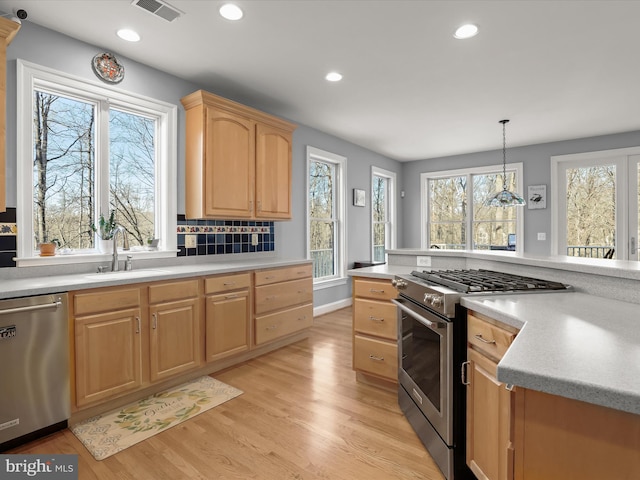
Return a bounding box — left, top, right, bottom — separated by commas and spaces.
132, 0, 183, 22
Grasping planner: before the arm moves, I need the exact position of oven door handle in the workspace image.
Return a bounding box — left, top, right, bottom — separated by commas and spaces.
392, 299, 438, 329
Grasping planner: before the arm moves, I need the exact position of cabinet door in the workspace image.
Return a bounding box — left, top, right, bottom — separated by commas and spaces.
205, 108, 255, 218
75, 308, 143, 407
205, 290, 250, 362
255, 123, 292, 219
466, 348, 513, 480
149, 298, 200, 382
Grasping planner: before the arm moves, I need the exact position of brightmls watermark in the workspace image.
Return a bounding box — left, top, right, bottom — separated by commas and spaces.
0, 455, 77, 479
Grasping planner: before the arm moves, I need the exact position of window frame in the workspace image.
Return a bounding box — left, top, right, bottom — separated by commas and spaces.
371, 166, 396, 262
306, 146, 347, 288
551, 146, 640, 260
421, 163, 524, 253
15, 59, 177, 266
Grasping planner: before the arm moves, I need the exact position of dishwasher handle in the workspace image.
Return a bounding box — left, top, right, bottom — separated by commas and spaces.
0, 298, 63, 316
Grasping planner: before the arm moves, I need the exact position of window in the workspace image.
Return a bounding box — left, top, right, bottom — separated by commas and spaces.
372, 166, 396, 262
551, 147, 640, 261
422, 164, 524, 252
16, 60, 177, 265
307, 146, 346, 284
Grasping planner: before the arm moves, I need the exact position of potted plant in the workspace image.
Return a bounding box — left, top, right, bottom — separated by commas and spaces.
38, 238, 60, 256
90, 210, 117, 253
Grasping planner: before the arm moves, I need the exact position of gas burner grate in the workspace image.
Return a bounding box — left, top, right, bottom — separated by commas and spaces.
411, 269, 569, 293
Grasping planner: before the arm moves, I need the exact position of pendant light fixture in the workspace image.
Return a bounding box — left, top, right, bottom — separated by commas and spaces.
485, 119, 526, 207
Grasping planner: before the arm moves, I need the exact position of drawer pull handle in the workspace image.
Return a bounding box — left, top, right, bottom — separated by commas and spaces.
265, 295, 276, 301
152, 313, 158, 330
135, 316, 141, 334
224, 295, 238, 300
223, 282, 236, 286
297, 290, 306, 294
369, 289, 385, 294
369, 316, 385, 322
298, 315, 307, 321
265, 276, 276, 280
474, 334, 496, 344
369, 354, 384, 361
297, 271, 306, 275
266, 325, 278, 331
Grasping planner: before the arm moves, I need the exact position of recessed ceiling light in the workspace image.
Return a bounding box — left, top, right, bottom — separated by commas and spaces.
325, 72, 343, 82
219, 3, 244, 21
117, 28, 141, 42
454, 24, 478, 39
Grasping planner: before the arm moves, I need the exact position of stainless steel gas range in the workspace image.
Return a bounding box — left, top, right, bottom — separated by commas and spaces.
392, 269, 571, 480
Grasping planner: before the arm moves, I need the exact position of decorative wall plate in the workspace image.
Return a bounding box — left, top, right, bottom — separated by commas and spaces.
91, 52, 124, 84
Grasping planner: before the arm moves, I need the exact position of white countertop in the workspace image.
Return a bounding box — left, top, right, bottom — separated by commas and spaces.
0, 258, 311, 300
461, 292, 640, 416
347, 264, 416, 279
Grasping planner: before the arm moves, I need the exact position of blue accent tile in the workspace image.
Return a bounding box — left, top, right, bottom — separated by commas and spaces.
0, 235, 17, 250
242, 244, 249, 252
197, 234, 206, 245
0, 251, 16, 267
233, 244, 241, 253
197, 245, 206, 255
207, 244, 216, 254
233, 234, 240, 243
207, 234, 215, 244
177, 234, 185, 246
225, 234, 232, 243
225, 244, 233, 254
186, 248, 197, 256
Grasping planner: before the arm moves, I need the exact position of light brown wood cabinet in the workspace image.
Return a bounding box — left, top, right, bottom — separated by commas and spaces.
0, 17, 20, 213
73, 279, 201, 408
254, 264, 313, 345
352, 277, 398, 385
466, 311, 517, 480
204, 272, 251, 362
148, 280, 201, 382
73, 287, 143, 407
181, 90, 296, 220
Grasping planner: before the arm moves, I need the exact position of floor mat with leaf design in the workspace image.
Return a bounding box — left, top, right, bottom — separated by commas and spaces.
70, 376, 243, 460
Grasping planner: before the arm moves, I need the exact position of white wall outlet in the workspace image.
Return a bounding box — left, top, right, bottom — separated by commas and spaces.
251, 233, 259, 246
417, 256, 432, 267
185, 234, 197, 248
537, 232, 546, 241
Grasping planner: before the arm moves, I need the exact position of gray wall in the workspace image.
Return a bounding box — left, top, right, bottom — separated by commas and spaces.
3, 21, 403, 307
401, 130, 640, 255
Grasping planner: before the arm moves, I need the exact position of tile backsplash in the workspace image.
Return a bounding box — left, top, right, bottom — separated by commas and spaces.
176, 216, 274, 257
0, 208, 17, 268
0, 211, 275, 268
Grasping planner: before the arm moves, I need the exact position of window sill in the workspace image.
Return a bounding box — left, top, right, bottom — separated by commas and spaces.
15, 249, 178, 267
313, 277, 348, 290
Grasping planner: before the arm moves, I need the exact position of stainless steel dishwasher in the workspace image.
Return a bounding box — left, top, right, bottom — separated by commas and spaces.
0, 293, 70, 450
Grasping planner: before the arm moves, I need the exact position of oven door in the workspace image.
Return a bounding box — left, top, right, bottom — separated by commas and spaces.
393, 296, 453, 445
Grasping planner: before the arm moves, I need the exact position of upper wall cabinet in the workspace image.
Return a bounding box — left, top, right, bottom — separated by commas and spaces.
181, 90, 296, 220
0, 17, 21, 213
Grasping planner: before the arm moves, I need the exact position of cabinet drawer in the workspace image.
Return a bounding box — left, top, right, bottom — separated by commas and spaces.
468, 313, 516, 360
205, 272, 251, 294
149, 279, 199, 304
255, 303, 313, 345
353, 278, 396, 301
353, 335, 398, 380
353, 298, 398, 340
254, 264, 312, 286
74, 287, 141, 316
255, 278, 312, 314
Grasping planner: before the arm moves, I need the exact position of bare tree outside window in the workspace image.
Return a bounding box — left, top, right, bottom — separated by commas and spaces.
473, 172, 517, 249
372, 175, 387, 262
429, 176, 466, 249
33, 91, 95, 249
309, 160, 335, 278
32, 90, 156, 252
565, 165, 615, 258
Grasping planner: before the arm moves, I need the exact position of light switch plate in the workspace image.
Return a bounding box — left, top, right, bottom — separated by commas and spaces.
251, 233, 259, 246
417, 256, 432, 267
537, 232, 546, 241
185, 234, 197, 248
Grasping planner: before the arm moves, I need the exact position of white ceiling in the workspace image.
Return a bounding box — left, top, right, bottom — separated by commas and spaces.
1, 0, 639, 161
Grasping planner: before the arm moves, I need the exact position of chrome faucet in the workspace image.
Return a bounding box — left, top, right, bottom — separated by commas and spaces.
111, 225, 130, 272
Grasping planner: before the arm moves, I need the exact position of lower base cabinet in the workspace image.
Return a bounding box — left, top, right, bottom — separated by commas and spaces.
73, 286, 144, 407
513, 388, 640, 480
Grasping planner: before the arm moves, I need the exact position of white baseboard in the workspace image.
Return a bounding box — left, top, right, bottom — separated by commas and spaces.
314, 298, 352, 317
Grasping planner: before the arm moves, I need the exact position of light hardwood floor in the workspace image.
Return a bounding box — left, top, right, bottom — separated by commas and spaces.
9, 307, 445, 480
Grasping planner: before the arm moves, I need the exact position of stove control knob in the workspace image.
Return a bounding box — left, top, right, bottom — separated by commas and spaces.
392, 279, 407, 289
424, 293, 435, 304
431, 295, 443, 307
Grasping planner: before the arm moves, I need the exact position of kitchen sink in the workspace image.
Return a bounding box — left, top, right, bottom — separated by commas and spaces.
83, 269, 172, 279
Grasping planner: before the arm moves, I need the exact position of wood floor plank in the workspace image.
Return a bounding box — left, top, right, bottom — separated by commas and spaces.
7, 307, 444, 480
